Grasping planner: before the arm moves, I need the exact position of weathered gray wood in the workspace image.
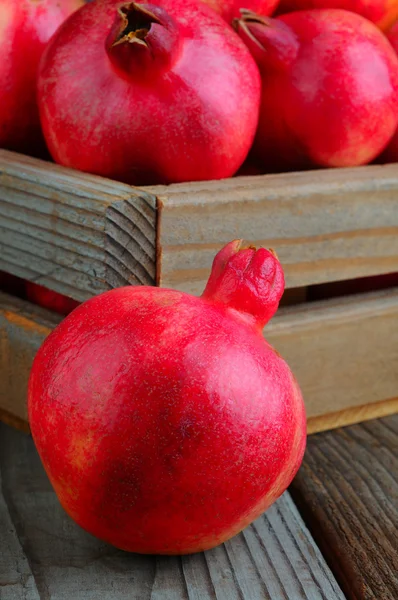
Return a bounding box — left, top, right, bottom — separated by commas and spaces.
0, 470, 40, 599
149, 164, 398, 293
0, 150, 157, 302
291, 415, 398, 600
0, 424, 345, 600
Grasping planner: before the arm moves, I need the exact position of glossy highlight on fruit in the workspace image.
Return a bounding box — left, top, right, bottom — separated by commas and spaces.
28, 240, 306, 555
0, 0, 83, 156
37, 0, 261, 185
234, 9, 398, 172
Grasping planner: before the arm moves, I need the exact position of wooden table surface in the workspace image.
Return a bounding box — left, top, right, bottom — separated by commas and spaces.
0, 414, 397, 600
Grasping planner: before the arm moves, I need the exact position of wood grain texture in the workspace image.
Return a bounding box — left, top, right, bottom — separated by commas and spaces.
0, 292, 60, 424
1, 288, 397, 428
266, 287, 398, 419
0, 424, 345, 600
0, 471, 40, 600
291, 414, 398, 600
307, 397, 398, 434
0, 150, 157, 302
150, 164, 398, 294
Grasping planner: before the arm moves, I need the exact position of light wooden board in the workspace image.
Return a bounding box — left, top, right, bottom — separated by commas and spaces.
150, 164, 398, 294
0, 150, 157, 302
291, 414, 398, 600
266, 287, 398, 419
1, 288, 397, 429
0, 423, 345, 600
307, 397, 398, 434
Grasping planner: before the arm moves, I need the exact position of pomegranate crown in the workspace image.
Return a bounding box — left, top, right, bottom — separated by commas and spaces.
202, 239, 285, 328
233, 10, 299, 71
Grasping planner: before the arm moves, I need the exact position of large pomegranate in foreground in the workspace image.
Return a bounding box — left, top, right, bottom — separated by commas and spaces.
0, 0, 83, 156
28, 241, 306, 555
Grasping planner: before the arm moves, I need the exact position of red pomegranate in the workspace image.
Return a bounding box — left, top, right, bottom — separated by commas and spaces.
276, 0, 398, 31
381, 21, 398, 161
0, 0, 83, 156
234, 9, 398, 172
26, 282, 80, 316
28, 240, 306, 555
202, 0, 279, 24
37, 0, 261, 185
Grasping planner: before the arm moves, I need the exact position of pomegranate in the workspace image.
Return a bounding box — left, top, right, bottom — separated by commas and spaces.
0, 0, 83, 156
276, 0, 398, 31
28, 240, 306, 555
201, 0, 279, 24
387, 19, 398, 52
26, 282, 80, 316
234, 9, 398, 172
380, 21, 398, 161
37, 0, 261, 185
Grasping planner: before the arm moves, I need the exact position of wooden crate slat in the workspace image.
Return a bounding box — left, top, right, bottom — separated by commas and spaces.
1, 289, 397, 431
291, 414, 398, 600
0, 150, 158, 300
152, 164, 398, 293
0, 424, 345, 600
0, 293, 61, 423
268, 287, 398, 420
307, 397, 398, 434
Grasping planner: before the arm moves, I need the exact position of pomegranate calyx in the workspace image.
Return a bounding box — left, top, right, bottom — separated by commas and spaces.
202, 239, 285, 329
234, 10, 299, 71
112, 3, 162, 48
106, 2, 182, 80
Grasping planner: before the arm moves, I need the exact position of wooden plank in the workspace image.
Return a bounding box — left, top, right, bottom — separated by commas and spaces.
0, 292, 61, 424
0, 150, 157, 302
0, 423, 345, 600
0, 450, 40, 600
307, 397, 398, 434
266, 287, 398, 420
151, 164, 398, 293
1, 288, 397, 429
291, 414, 398, 600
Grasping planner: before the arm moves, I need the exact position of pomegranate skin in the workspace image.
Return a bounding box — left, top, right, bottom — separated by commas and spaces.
26, 282, 80, 316
381, 21, 398, 161
202, 0, 279, 24
235, 9, 398, 172
0, 0, 83, 156
37, 0, 261, 185
276, 0, 398, 31
28, 241, 306, 555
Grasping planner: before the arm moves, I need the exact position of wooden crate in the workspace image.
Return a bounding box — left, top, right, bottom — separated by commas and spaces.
1, 149, 397, 432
